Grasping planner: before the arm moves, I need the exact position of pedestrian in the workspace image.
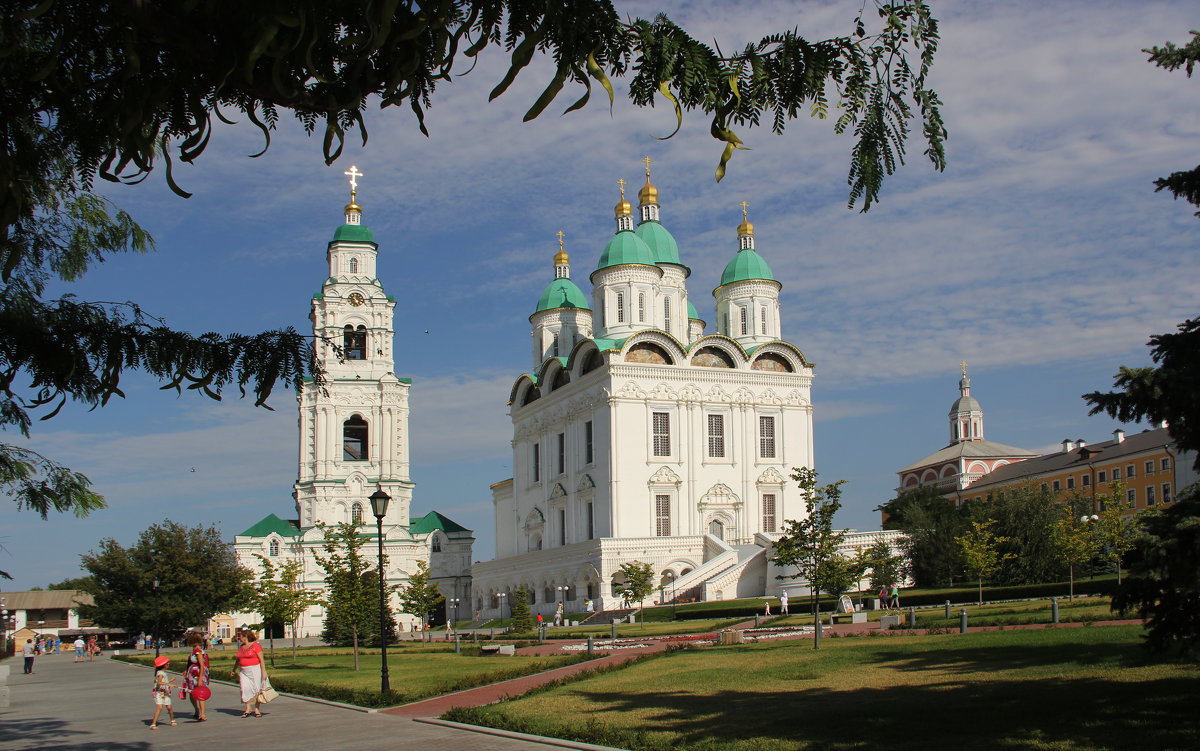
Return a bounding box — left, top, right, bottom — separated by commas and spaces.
889, 584, 900, 611
764, 599, 772, 616
22, 638, 35, 674
149, 655, 177, 729
554, 602, 563, 627
183, 632, 210, 721
536, 613, 544, 629
231, 629, 268, 718
88, 635, 98, 661
878, 585, 889, 610
74, 635, 86, 662
780, 591, 789, 615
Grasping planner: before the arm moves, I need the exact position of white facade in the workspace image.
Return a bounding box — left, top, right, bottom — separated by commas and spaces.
233, 182, 473, 635
473, 171, 816, 618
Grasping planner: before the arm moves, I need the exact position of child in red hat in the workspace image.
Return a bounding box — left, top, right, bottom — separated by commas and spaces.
150, 655, 177, 729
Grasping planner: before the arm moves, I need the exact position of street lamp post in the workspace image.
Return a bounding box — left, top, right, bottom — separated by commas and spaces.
153, 578, 161, 659
555, 586, 568, 626
1081, 513, 1100, 582
369, 487, 392, 694
496, 592, 507, 630
448, 598, 460, 628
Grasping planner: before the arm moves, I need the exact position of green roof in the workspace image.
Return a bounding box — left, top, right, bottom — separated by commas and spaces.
687, 301, 701, 320
239, 513, 300, 538
331, 224, 375, 243
596, 230, 656, 270
535, 277, 590, 314
719, 249, 775, 286
635, 221, 681, 265
409, 510, 471, 535
590, 337, 628, 352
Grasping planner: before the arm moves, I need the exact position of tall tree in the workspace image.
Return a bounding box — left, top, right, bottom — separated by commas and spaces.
80, 520, 249, 638
396, 560, 445, 634
1090, 485, 1143, 585
1143, 31, 1200, 217
616, 560, 656, 627
955, 519, 1015, 606
968, 486, 1063, 585
249, 555, 322, 664
1050, 509, 1100, 601
312, 521, 388, 669
866, 540, 903, 590
878, 484, 966, 587
0, 1, 946, 520
1112, 486, 1200, 656
770, 467, 847, 648
509, 587, 534, 633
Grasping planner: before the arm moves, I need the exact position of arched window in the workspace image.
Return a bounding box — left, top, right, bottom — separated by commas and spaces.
343, 415, 369, 460
740, 307, 747, 335
344, 325, 367, 360
349, 257, 358, 273
663, 298, 671, 331
269, 539, 279, 557
431, 535, 442, 552
351, 502, 364, 524
638, 293, 645, 322
616, 292, 625, 323
551, 332, 559, 357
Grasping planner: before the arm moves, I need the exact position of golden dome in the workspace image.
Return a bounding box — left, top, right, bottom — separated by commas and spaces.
554, 248, 570, 265
345, 200, 362, 214
614, 177, 632, 216
737, 201, 754, 236
638, 178, 658, 205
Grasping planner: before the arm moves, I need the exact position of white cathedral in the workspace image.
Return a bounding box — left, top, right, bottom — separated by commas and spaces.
471, 164, 824, 619
232, 172, 474, 635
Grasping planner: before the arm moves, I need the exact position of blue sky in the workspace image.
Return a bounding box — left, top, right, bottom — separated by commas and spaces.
3, 1, 1198, 590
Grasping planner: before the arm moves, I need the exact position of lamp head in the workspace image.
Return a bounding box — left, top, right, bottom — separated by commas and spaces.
369, 487, 392, 519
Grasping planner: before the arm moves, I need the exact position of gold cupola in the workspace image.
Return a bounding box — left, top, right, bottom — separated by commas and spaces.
638, 155, 658, 205
343, 165, 364, 225
614, 177, 632, 218
554, 229, 570, 277
737, 201, 754, 236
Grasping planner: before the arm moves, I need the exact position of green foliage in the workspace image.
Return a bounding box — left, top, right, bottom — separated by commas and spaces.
1085, 318, 1200, 474
966, 486, 1063, 585
396, 560, 445, 626
313, 522, 395, 660
878, 484, 966, 587
1051, 507, 1101, 601
956, 519, 1016, 606
510, 587, 534, 632
616, 560, 656, 626
1112, 487, 1200, 656
1143, 30, 1200, 216
771, 467, 848, 630
47, 575, 97, 593
865, 540, 903, 589
1090, 485, 1143, 584
79, 520, 250, 636
249, 555, 322, 662
0, 444, 103, 519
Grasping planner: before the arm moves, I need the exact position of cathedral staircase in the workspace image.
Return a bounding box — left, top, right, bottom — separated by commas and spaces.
578, 607, 636, 626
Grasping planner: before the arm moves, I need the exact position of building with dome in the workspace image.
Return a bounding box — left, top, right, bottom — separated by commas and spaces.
470, 163, 822, 618
231, 172, 474, 635
896, 366, 1039, 498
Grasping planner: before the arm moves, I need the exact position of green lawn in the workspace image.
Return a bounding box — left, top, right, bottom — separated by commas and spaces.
120, 642, 587, 707
447, 625, 1200, 750
767, 594, 1116, 629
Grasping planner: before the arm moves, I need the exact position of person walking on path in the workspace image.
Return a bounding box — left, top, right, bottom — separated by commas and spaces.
22, 638, 35, 674
232, 629, 268, 718
183, 632, 211, 721
780, 591, 789, 615
889, 584, 900, 611
149, 655, 178, 729
73, 636, 86, 662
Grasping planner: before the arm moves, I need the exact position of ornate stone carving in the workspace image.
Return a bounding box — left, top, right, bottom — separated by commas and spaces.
757, 467, 786, 486
699, 481, 741, 508
616, 382, 647, 400
647, 466, 682, 487
705, 384, 731, 403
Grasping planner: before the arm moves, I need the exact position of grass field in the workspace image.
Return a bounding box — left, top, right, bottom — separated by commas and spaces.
120, 642, 587, 707
446, 625, 1200, 750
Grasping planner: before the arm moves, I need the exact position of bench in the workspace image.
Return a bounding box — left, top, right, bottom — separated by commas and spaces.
479, 644, 515, 656
831, 612, 867, 624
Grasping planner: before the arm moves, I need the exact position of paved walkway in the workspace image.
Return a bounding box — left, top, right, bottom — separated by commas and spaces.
0, 652, 614, 750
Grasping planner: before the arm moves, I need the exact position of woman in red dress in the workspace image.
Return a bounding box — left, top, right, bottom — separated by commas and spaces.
231, 629, 269, 717
182, 632, 210, 721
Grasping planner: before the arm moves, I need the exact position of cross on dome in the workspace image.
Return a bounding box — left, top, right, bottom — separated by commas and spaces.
642, 155, 653, 176
617, 178, 626, 199
344, 165, 363, 196
740, 201, 749, 219
961, 361, 969, 377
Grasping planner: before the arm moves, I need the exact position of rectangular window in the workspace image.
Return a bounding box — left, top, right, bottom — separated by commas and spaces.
760, 307, 767, 335
1052, 480, 1061, 492
663, 298, 671, 332
587, 502, 594, 540
1081, 475, 1090, 487
1146, 485, 1157, 505
652, 412, 670, 457
1145, 460, 1155, 475
1128, 488, 1137, 504
740, 307, 748, 335
1163, 483, 1172, 504
1066, 477, 1075, 490
532, 443, 540, 482
1127, 463, 1136, 478
1097, 470, 1107, 484
584, 421, 594, 464
617, 292, 625, 323
558, 509, 566, 546
762, 493, 777, 533
638, 293, 645, 322
1113, 466, 1122, 480
759, 416, 777, 458
655, 494, 671, 537
707, 414, 726, 458
556, 433, 565, 475
1161, 457, 1171, 471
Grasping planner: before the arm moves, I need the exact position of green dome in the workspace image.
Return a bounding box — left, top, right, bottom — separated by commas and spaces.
687, 301, 701, 320
332, 224, 375, 243
596, 231, 656, 270
535, 278, 590, 314
635, 221, 681, 265
719, 249, 775, 286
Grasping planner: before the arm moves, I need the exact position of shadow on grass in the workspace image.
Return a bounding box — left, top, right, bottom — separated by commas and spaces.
869, 638, 1152, 675
0, 716, 151, 751
503, 675, 1200, 751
